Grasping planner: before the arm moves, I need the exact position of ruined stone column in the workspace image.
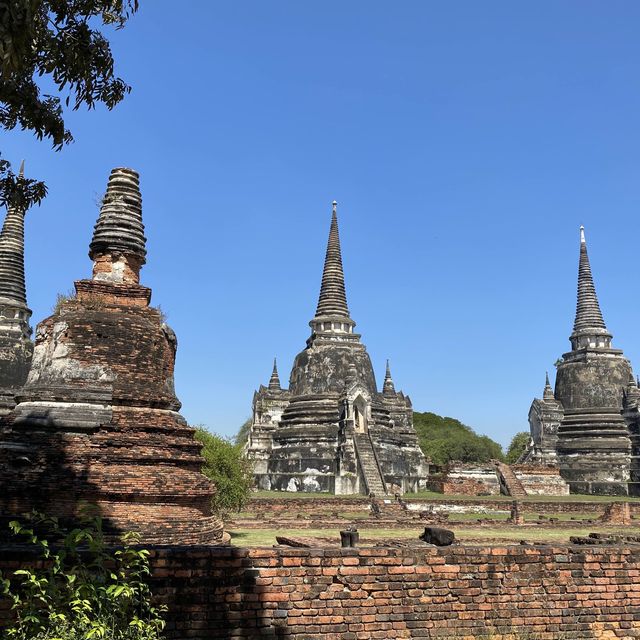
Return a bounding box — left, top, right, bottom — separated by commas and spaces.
0, 168, 223, 543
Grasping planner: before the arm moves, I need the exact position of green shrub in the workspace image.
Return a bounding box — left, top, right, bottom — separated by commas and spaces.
195, 427, 254, 515
0, 513, 166, 640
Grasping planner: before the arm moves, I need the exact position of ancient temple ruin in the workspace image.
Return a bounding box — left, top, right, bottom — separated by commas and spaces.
0, 163, 33, 415
246, 202, 428, 495
524, 227, 636, 495
0, 167, 223, 542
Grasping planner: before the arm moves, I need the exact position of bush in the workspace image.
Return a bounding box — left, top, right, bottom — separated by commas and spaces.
413, 411, 504, 466
234, 418, 252, 446
0, 513, 165, 640
195, 428, 254, 515
506, 431, 531, 464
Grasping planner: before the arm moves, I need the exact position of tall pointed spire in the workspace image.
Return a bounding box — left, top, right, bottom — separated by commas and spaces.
314, 201, 350, 320
0, 160, 29, 309
89, 168, 146, 284
543, 371, 554, 400
268, 358, 281, 391
570, 226, 611, 350
383, 359, 396, 395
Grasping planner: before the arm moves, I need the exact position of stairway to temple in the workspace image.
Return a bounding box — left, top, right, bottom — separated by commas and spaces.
494, 461, 528, 498
354, 433, 387, 496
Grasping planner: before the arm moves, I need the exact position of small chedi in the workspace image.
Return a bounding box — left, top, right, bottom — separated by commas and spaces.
523, 227, 639, 495
0, 162, 33, 415
0, 167, 223, 543
245, 202, 428, 495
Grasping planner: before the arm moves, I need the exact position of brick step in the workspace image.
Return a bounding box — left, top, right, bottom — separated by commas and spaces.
354, 434, 387, 496
494, 461, 527, 498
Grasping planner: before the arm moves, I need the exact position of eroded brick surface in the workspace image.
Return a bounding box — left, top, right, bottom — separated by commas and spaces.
3, 544, 640, 639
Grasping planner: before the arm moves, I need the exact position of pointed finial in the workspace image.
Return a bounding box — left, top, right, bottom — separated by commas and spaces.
332, 200, 337, 215
313, 200, 351, 320
268, 357, 281, 391
572, 224, 609, 342
18, 160, 25, 177
383, 359, 396, 395
543, 371, 554, 400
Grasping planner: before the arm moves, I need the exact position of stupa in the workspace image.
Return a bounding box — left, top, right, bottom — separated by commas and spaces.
0, 168, 223, 542
245, 202, 428, 494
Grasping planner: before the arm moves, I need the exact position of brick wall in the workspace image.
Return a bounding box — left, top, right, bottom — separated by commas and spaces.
4, 544, 640, 639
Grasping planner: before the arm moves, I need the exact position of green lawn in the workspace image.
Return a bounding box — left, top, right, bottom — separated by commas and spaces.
229, 524, 640, 547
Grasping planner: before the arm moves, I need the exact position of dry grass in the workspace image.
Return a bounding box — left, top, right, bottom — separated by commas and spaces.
228, 524, 640, 547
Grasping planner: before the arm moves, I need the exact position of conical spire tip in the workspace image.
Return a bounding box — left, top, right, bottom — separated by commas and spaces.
18, 160, 25, 177
580, 225, 585, 244
332, 200, 337, 214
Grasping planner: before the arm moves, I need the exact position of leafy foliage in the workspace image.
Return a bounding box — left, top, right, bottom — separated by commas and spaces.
195, 427, 254, 515
234, 417, 251, 446
0, 512, 166, 640
506, 431, 531, 464
413, 411, 504, 466
1, 0, 138, 147
0, 0, 139, 208
0, 159, 47, 209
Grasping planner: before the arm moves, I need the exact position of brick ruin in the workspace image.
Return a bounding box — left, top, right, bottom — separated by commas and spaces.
0, 167, 223, 544
4, 544, 640, 639
245, 202, 428, 495
0, 162, 33, 416
523, 227, 640, 495
427, 461, 569, 497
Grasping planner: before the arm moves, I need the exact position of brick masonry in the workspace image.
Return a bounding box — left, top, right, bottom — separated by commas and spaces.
3, 544, 640, 639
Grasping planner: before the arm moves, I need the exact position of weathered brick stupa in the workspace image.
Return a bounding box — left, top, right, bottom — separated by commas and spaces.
0, 168, 223, 543
524, 227, 634, 495
0, 162, 33, 415
246, 202, 428, 495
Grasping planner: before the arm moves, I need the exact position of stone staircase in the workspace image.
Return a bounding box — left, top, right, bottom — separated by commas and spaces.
354, 433, 387, 496
494, 461, 527, 498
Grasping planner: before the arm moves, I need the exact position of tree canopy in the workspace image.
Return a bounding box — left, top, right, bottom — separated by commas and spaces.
235, 417, 252, 446
194, 427, 254, 515
0, 0, 138, 208
413, 411, 504, 466
505, 431, 530, 464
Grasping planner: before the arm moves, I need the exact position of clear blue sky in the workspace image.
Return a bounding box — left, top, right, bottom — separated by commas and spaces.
3, 2, 640, 447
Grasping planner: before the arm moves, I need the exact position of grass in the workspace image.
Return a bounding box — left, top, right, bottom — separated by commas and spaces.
251, 489, 640, 502
408, 491, 640, 502
229, 524, 640, 547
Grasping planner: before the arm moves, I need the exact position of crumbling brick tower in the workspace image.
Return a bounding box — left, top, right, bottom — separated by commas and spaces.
0, 168, 223, 543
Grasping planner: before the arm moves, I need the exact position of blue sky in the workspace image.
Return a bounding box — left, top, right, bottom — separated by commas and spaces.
3, 2, 640, 446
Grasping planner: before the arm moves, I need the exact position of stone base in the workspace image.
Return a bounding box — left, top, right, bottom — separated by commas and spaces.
567, 481, 629, 496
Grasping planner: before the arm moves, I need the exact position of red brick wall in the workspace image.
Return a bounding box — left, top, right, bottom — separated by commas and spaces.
4, 544, 638, 639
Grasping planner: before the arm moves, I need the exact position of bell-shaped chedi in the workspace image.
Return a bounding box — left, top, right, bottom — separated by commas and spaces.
246, 202, 428, 495
0, 161, 34, 415
0, 168, 223, 543
554, 227, 632, 495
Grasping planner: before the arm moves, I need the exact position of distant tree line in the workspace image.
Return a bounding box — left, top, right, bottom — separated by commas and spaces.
413, 411, 505, 466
